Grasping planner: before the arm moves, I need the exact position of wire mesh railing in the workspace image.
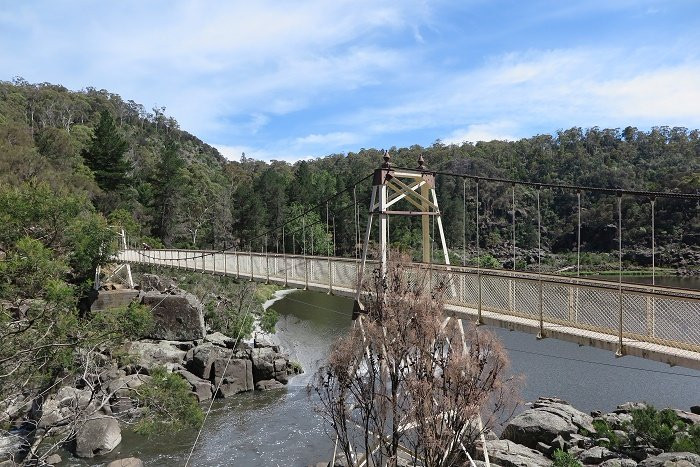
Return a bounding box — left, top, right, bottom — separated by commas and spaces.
119, 248, 700, 354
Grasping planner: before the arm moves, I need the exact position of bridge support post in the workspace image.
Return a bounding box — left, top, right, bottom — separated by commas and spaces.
354, 152, 452, 318
250, 249, 254, 282
328, 257, 333, 295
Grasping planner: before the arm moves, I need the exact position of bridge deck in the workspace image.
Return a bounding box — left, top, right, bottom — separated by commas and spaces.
118, 249, 700, 370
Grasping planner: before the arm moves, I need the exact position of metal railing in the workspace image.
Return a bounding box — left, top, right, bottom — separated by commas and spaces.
119, 248, 700, 355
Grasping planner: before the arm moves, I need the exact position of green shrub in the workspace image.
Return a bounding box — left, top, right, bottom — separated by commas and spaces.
671, 424, 700, 454
553, 448, 582, 467
260, 307, 279, 333
478, 253, 501, 269
630, 405, 683, 451
134, 366, 204, 435
591, 419, 621, 449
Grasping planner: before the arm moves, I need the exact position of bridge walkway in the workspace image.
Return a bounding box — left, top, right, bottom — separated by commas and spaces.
119, 248, 700, 370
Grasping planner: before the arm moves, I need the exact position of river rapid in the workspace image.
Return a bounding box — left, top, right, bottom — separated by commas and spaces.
66, 279, 700, 466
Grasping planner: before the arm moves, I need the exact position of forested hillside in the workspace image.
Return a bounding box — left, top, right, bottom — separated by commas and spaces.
1, 79, 699, 270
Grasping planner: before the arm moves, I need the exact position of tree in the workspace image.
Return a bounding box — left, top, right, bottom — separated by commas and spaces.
151, 139, 184, 243
311, 254, 520, 466
81, 110, 130, 193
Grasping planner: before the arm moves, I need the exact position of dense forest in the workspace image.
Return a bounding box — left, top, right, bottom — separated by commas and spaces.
1, 79, 699, 273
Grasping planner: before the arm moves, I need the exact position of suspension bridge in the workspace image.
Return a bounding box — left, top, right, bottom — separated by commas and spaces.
115, 152, 700, 370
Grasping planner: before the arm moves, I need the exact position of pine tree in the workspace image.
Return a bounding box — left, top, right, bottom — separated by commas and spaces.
82, 110, 130, 192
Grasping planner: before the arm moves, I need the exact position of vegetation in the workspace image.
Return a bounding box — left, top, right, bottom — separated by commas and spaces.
2, 78, 699, 272
553, 449, 582, 467
629, 405, 700, 454
311, 253, 520, 466
134, 366, 204, 435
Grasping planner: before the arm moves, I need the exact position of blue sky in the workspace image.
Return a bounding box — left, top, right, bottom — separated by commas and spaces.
1, 1, 699, 161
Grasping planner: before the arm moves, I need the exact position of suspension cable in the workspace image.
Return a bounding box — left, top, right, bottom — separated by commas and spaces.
577, 191, 582, 277
353, 185, 359, 259
475, 179, 480, 269
390, 166, 700, 200
651, 197, 656, 286
512, 183, 516, 271
462, 177, 467, 267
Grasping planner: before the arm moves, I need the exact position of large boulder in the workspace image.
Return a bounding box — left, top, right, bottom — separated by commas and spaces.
600, 459, 638, 467
578, 446, 616, 464
481, 440, 552, 467
106, 457, 144, 467
126, 341, 187, 372
141, 292, 205, 341
185, 343, 229, 380
502, 397, 594, 449
140, 274, 166, 292
211, 358, 253, 397
639, 452, 700, 467
251, 347, 275, 381
175, 369, 214, 402
74, 416, 122, 458
205, 332, 236, 349
251, 347, 290, 384
185, 343, 253, 397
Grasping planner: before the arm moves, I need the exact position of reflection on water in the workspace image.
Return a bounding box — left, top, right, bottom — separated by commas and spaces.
62, 288, 700, 466
586, 274, 700, 291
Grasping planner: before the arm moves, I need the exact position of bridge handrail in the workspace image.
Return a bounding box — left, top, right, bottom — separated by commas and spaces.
124, 247, 700, 300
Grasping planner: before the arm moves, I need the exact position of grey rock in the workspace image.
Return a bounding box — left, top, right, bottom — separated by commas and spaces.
106, 457, 144, 467
185, 343, 229, 380
205, 332, 236, 349
251, 347, 276, 382
255, 379, 285, 390
535, 442, 553, 456
481, 440, 553, 467
600, 459, 638, 467
615, 402, 648, 414
140, 274, 165, 292
639, 452, 700, 467
127, 341, 186, 371
175, 369, 213, 402
672, 409, 700, 426
141, 292, 205, 341
74, 416, 122, 458
45, 453, 62, 464
254, 333, 281, 352
600, 412, 634, 430
691, 406, 700, 416
502, 397, 594, 449
578, 446, 616, 464
212, 358, 253, 397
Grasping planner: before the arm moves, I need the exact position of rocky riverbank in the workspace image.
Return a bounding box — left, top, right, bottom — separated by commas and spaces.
475, 397, 700, 467
0, 275, 301, 465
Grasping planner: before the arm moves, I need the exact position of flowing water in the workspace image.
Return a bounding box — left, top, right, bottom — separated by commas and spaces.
64, 279, 700, 466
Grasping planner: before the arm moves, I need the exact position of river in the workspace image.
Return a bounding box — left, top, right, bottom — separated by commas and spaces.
65, 279, 700, 466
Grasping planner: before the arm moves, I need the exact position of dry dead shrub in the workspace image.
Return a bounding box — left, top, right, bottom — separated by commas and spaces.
311, 253, 521, 466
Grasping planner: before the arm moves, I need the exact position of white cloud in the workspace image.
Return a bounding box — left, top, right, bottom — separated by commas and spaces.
443, 122, 518, 144
295, 132, 359, 146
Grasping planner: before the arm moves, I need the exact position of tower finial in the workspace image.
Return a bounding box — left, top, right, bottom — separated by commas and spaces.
418, 153, 426, 171
382, 149, 391, 169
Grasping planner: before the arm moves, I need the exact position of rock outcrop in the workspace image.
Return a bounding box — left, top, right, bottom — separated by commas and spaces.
639, 452, 700, 466
74, 416, 122, 458
482, 439, 553, 467
141, 292, 206, 341
501, 397, 594, 449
